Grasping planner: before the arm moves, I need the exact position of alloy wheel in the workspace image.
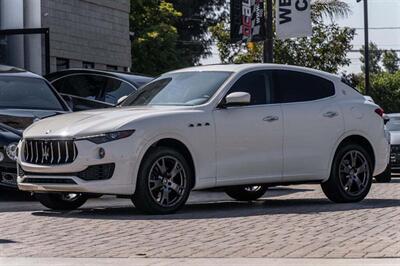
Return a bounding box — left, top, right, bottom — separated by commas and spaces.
60, 193, 81, 202
339, 150, 370, 197
244, 186, 262, 192
148, 156, 187, 208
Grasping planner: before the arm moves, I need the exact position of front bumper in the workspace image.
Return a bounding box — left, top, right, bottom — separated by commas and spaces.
17, 138, 138, 195
0, 162, 18, 189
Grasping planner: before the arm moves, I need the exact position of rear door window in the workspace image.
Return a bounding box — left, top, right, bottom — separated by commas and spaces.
52, 74, 105, 100
273, 70, 335, 103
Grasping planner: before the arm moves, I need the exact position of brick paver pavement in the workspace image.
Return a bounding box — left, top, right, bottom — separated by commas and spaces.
1, 181, 400, 259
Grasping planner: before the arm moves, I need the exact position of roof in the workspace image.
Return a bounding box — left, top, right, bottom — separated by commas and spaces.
169, 63, 339, 80
45, 68, 153, 87
0, 65, 41, 78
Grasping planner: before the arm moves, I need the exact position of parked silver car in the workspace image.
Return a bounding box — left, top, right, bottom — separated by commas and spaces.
381, 114, 400, 182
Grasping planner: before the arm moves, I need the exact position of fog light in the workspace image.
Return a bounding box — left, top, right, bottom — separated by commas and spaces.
0, 152, 4, 162
5, 143, 18, 161
98, 148, 106, 159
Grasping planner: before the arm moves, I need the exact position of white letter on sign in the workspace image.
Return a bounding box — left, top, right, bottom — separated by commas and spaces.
276, 0, 312, 39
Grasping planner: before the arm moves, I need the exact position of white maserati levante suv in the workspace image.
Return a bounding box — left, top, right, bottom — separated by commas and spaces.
17, 64, 389, 214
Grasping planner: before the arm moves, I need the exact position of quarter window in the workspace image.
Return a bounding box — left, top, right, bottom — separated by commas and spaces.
273, 70, 335, 103
228, 71, 270, 105
104, 79, 136, 104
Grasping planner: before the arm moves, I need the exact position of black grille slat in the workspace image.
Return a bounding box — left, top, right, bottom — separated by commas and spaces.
24, 140, 78, 165
22, 178, 77, 185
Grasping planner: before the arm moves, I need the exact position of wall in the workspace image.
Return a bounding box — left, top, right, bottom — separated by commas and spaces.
42, 0, 131, 72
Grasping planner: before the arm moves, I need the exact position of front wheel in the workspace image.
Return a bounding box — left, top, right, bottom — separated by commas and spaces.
225, 185, 268, 201
35, 193, 88, 210
132, 147, 193, 214
322, 144, 373, 203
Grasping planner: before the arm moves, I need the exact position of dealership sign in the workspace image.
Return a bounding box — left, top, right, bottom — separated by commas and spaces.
276, 0, 312, 39
230, 0, 266, 43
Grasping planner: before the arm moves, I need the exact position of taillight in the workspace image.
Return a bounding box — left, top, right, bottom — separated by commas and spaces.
375, 108, 384, 118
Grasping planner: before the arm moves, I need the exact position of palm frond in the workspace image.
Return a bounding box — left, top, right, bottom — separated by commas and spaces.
312, 0, 351, 20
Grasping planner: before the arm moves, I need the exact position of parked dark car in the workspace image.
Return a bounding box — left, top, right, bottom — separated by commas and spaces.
45, 69, 153, 111
0, 65, 70, 189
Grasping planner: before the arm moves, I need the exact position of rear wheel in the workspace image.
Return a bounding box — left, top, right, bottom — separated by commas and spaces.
225, 185, 268, 201
132, 147, 193, 214
35, 193, 88, 210
375, 165, 392, 183
322, 144, 373, 203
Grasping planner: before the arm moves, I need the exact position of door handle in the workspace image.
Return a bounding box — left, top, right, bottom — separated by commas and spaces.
323, 111, 338, 118
263, 116, 279, 122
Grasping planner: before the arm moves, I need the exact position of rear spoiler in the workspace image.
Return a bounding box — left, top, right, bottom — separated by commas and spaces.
0, 123, 23, 137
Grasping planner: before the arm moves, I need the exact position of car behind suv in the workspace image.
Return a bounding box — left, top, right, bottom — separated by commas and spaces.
0, 65, 70, 189
18, 64, 389, 214
46, 69, 153, 111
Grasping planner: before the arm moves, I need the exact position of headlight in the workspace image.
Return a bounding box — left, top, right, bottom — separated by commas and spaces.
5, 142, 18, 161
76, 130, 135, 144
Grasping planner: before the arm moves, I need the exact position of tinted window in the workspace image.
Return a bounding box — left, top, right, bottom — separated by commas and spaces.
0, 77, 64, 111
273, 70, 335, 103
123, 71, 232, 106
53, 74, 105, 100
104, 79, 136, 104
228, 71, 269, 105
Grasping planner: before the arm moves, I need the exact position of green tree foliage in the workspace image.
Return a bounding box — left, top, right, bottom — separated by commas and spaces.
360, 42, 382, 74
130, 0, 226, 75
130, 0, 183, 76
369, 71, 400, 113
274, 21, 354, 73
382, 50, 400, 74
169, 0, 227, 65
210, 0, 355, 73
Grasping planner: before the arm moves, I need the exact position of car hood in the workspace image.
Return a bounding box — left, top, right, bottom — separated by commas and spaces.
0, 109, 67, 130
23, 106, 193, 139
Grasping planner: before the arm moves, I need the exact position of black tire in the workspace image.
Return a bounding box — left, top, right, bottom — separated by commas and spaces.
132, 147, 193, 215
225, 185, 268, 201
35, 193, 88, 211
375, 165, 392, 183
321, 143, 373, 203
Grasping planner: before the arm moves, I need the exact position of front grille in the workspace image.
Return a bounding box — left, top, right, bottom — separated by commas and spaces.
391, 145, 400, 153
23, 139, 78, 165
390, 145, 400, 167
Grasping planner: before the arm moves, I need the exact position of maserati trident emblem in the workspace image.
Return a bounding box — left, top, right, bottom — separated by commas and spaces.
43, 143, 50, 161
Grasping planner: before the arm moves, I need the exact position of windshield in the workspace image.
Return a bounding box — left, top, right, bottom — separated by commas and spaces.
122, 71, 232, 106
387, 117, 400, 131
0, 77, 65, 111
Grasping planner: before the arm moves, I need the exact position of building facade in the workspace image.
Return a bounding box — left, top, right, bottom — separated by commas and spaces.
0, 0, 131, 74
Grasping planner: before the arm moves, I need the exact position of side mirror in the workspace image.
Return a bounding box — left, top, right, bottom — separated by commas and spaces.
117, 95, 128, 105
222, 92, 251, 108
